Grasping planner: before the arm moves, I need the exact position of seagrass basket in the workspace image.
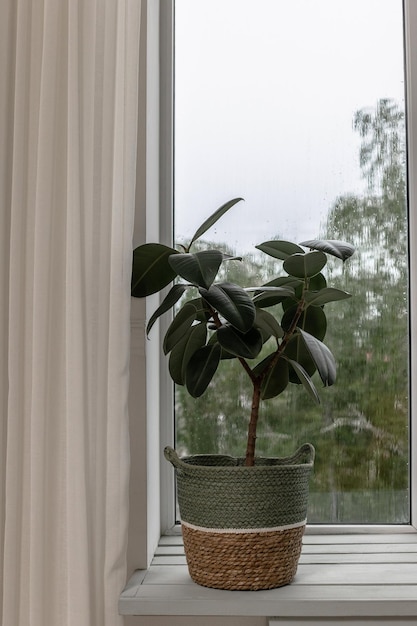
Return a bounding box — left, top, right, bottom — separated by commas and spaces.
164, 443, 315, 590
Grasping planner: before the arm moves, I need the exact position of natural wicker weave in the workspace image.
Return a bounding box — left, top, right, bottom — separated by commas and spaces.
182, 522, 305, 590
164, 444, 315, 590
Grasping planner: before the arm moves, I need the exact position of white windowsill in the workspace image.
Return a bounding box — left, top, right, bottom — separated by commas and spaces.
119, 530, 417, 618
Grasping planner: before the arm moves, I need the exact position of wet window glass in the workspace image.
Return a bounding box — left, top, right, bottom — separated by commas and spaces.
173, 0, 409, 523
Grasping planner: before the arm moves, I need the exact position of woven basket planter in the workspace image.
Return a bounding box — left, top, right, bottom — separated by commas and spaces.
164, 443, 315, 590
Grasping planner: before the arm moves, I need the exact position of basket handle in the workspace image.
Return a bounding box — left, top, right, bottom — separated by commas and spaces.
165, 444, 315, 468
295, 442, 315, 465
164, 446, 184, 469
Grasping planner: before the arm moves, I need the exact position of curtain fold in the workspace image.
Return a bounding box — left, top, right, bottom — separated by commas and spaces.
0, 1, 141, 624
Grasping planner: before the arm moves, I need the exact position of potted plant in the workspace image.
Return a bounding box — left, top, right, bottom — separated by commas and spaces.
131, 197, 354, 590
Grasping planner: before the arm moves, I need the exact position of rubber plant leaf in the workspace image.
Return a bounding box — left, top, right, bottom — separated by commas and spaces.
300, 239, 355, 262
251, 286, 295, 308
222, 253, 243, 262
169, 250, 224, 289
146, 283, 188, 335
217, 325, 263, 359
262, 276, 303, 289
284, 272, 327, 310
286, 358, 320, 404
252, 352, 274, 377
281, 304, 327, 341
163, 302, 198, 355
199, 282, 256, 333
206, 334, 236, 360
188, 197, 244, 248
255, 355, 289, 400
304, 287, 352, 306
185, 297, 212, 322
131, 243, 179, 297
298, 328, 336, 387
284, 335, 317, 382
283, 250, 327, 279
168, 322, 208, 385
255, 240, 305, 260
185, 343, 222, 398
254, 308, 284, 340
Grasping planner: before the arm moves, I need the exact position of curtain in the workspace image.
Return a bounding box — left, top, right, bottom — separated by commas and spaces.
0, 1, 141, 625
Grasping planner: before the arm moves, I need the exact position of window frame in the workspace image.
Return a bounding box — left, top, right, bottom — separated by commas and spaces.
128, 0, 417, 576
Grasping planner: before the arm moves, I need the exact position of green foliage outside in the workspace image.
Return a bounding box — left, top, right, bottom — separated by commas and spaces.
175, 99, 409, 523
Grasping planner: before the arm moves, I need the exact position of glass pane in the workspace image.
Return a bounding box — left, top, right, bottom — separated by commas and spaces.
174, 0, 409, 523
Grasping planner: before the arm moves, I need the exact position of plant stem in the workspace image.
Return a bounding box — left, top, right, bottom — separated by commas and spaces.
244, 292, 308, 466
207, 291, 307, 466
245, 377, 262, 466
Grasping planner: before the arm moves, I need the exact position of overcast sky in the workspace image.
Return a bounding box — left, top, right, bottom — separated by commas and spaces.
174, 0, 405, 252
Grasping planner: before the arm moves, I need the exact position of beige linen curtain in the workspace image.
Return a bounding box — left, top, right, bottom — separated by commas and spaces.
0, 1, 141, 625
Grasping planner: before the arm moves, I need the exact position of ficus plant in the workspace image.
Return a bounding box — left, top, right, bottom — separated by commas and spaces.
131, 198, 354, 466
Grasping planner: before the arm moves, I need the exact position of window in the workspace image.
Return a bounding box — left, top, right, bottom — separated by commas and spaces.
172, 0, 411, 524
125, 0, 417, 599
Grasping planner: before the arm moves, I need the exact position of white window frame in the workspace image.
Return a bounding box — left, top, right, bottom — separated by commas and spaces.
128, 0, 417, 577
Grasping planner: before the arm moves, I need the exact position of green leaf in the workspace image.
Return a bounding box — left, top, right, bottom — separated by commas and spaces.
262, 276, 303, 289
284, 273, 327, 310
207, 334, 236, 360
146, 283, 188, 335
199, 282, 256, 332
188, 198, 244, 248
308, 273, 327, 290
252, 352, 274, 377
185, 343, 222, 398
300, 239, 355, 262
283, 250, 327, 279
286, 358, 320, 404
185, 297, 212, 322
259, 356, 289, 400
281, 304, 327, 340
222, 253, 243, 262
169, 323, 207, 385
304, 287, 352, 306
168, 250, 223, 289
251, 354, 289, 399
284, 335, 317, 381
131, 244, 179, 297
256, 240, 305, 260
217, 325, 263, 359
251, 286, 295, 308
163, 303, 198, 354
219, 348, 238, 360
254, 277, 300, 309
254, 308, 283, 339
298, 328, 336, 387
